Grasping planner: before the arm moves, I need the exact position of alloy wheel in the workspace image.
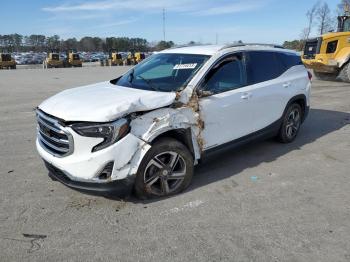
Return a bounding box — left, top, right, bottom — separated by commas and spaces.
143, 151, 187, 196
285, 108, 301, 139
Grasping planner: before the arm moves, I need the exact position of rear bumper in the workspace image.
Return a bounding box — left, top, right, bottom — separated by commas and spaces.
44, 160, 134, 196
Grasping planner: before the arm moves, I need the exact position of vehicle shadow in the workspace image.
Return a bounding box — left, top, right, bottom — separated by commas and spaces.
190, 108, 350, 191
128, 108, 349, 203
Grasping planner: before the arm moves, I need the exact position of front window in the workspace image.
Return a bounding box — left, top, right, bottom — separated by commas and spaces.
1, 54, 11, 61
52, 54, 59, 60
114, 53, 210, 92
201, 54, 246, 94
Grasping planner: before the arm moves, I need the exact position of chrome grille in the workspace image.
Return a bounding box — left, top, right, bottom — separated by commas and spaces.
36, 110, 74, 157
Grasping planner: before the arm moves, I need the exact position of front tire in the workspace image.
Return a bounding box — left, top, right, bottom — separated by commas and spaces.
134, 138, 194, 199
338, 62, 350, 82
278, 103, 302, 143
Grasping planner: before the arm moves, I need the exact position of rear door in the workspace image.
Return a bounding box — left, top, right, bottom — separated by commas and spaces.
244, 51, 293, 131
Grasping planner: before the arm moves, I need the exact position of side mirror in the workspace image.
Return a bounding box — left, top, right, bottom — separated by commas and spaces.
197, 88, 213, 98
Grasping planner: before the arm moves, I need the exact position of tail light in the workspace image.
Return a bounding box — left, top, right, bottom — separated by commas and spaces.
307, 71, 313, 81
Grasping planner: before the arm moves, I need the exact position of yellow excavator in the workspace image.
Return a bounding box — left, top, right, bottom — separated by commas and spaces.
106, 50, 123, 66
64, 50, 82, 67
43, 50, 63, 68
134, 52, 146, 64
123, 52, 146, 65
123, 52, 134, 66
0, 53, 16, 69
302, 4, 350, 82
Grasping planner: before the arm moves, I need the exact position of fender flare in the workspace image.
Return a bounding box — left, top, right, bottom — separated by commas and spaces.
339, 55, 350, 68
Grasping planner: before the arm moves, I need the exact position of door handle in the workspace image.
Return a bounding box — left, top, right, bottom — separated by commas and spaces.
283, 82, 291, 88
241, 92, 252, 100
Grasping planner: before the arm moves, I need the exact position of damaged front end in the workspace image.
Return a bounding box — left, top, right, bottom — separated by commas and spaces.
36, 52, 211, 196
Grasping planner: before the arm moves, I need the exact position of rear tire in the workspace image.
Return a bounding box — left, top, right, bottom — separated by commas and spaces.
134, 138, 194, 199
337, 62, 350, 82
278, 103, 302, 143
314, 71, 337, 81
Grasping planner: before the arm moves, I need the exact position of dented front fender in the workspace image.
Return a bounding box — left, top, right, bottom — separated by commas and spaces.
129, 107, 202, 161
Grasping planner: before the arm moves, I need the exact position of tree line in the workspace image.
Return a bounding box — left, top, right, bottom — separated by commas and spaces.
283, 0, 349, 51
0, 34, 175, 53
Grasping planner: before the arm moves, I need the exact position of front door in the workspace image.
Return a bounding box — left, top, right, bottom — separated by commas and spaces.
198, 53, 255, 150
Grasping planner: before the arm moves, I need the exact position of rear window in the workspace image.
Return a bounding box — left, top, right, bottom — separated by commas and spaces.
245, 51, 284, 84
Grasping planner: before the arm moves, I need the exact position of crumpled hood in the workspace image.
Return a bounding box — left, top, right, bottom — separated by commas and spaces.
38, 81, 177, 122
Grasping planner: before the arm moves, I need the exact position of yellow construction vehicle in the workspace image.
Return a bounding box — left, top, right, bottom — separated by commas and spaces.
106, 50, 123, 66
43, 50, 63, 68
64, 50, 82, 67
134, 52, 145, 64
123, 52, 134, 65
0, 53, 16, 69
302, 4, 350, 81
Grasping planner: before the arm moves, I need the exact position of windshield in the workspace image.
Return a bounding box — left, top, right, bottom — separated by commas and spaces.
1, 54, 11, 61
52, 54, 59, 60
114, 53, 210, 92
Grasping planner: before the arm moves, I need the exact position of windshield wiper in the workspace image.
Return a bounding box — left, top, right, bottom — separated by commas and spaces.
137, 75, 160, 92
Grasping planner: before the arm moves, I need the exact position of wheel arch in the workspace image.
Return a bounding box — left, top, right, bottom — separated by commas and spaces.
149, 128, 196, 160
284, 94, 308, 122
339, 58, 350, 69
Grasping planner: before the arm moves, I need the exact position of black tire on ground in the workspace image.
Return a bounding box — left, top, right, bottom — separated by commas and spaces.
337, 62, 350, 82
277, 103, 302, 144
134, 137, 194, 199
11, 65, 16, 69
314, 71, 337, 81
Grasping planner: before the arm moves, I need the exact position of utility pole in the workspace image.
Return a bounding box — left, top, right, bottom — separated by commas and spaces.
163, 8, 166, 42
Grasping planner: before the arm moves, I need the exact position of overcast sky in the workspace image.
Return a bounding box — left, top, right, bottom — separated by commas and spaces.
1, 0, 342, 44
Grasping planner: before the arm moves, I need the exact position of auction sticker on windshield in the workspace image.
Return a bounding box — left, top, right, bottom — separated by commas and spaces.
173, 63, 197, 70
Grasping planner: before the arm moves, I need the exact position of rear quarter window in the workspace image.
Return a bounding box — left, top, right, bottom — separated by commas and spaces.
276, 52, 303, 70
245, 51, 285, 84
246, 51, 303, 85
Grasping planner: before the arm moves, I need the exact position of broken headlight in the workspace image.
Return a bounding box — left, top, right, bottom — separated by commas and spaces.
71, 118, 130, 152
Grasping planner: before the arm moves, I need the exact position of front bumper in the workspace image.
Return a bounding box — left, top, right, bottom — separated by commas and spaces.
44, 160, 134, 196
36, 129, 150, 181
302, 59, 338, 73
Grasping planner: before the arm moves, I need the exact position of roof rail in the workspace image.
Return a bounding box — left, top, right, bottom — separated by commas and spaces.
220, 43, 284, 51
168, 44, 204, 50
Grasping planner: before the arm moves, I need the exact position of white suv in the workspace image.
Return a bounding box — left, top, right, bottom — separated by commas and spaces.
36, 44, 311, 199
